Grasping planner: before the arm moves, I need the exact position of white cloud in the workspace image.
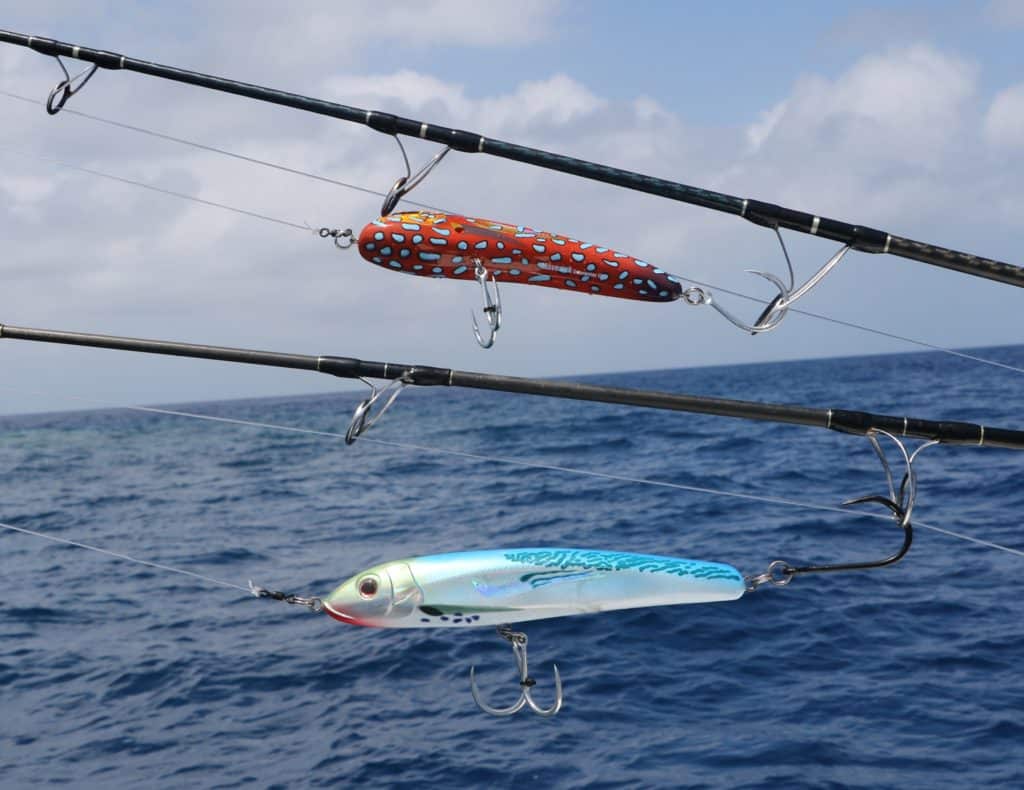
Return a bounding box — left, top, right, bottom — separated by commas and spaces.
180, 0, 562, 75
0, 171, 56, 208
478, 74, 607, 131
322, 71, 605, 136
632, 96, 672, 124
369, 0, 562, 48
740, 45, 977, 171
746, 100, 787, 153
985, 83, 1024, 148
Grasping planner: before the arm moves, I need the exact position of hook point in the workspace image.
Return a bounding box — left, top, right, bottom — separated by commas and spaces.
469, 626, 562, 717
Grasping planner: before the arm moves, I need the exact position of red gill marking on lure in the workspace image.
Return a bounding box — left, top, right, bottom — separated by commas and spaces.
357, 211, 683, 302
322, 600, 372, 626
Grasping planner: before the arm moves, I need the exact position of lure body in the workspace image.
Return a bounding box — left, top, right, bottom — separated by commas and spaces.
323, 548, 745, 628
357, 212, 683, 302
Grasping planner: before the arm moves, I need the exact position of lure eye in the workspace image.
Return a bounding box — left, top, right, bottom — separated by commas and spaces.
358, 575, 379, 599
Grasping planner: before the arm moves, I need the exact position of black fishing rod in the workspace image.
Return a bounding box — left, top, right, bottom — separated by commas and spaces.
1, 29, 1021, 290
2, 322, 1022, 449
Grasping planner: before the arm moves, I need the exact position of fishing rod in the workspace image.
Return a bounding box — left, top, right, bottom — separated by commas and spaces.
2, 321, 1018, 717
0, 320, 968, 719
3, 321, 1022, 449
1, 29, 1021, 303
7, 92, 1024, 362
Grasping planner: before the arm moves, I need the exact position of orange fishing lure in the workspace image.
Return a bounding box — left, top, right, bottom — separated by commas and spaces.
358, 211, 683, 302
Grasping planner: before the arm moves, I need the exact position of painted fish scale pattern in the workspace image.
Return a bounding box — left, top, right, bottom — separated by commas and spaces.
357, 211, 683, 302
503, 549, 743, 582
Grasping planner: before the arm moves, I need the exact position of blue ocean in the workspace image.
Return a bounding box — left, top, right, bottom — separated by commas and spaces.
2, 347, 1023, 788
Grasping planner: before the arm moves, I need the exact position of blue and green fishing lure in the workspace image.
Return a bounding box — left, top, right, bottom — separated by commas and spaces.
323, 548, 746, 628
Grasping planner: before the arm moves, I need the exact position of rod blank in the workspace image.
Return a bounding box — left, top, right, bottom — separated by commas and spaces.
2, 322, 1022, 449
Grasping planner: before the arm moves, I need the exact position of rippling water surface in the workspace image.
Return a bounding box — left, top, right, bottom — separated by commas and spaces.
2, 347, 1023, 788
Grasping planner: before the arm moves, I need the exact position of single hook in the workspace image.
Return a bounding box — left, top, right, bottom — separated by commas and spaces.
344, 376, 409, 444
682, 228, 852, 335
470, 259, 502, 349
380, 136, 452, 216
46, 56, 99, 115
746, 431, 936, 591
469, 625, 562, 717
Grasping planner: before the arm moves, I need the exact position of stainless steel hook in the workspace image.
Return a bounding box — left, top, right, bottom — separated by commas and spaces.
469, 625, 562, 717
745, 430, 937, 591
470, 259, 502, 349
683, 228, 852, 335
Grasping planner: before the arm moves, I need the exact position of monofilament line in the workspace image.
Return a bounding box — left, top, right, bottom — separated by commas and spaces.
0, 519, 251, 593
2, 384, 1021, 561
0, 88, 444, 211
2, 148, 314, 232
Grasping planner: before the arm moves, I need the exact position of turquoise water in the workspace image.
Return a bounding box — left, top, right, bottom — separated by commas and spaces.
2, 347, 1023, 787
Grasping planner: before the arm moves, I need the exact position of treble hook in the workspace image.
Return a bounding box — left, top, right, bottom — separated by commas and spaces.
45, 56, 99, 115
470, 259, 502, 349
746, 430, 936, 591
381, 136, 451, 216
683, 228, 852, 335
344, 376, 409, 444
469, 625, 562, 717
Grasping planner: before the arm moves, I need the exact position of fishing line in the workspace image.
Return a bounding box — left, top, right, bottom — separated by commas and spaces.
3, 106, 1020, 379
681, 281, 1024, 376
0, 88, 438, 211
2, 383, 1021, 561
916, 522, 1024, 559
0, 147, 314, 233
0, 519, 250, 592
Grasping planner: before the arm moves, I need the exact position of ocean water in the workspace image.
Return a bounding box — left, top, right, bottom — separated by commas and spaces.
1, 347, 1023, 788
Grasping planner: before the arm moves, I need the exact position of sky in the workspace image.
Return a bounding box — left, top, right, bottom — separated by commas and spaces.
0, 1, 1022, 415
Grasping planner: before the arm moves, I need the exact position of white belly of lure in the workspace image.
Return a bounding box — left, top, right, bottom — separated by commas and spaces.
323, 547, 746, 628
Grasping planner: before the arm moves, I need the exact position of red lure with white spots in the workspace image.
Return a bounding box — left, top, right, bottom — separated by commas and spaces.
357, 211, 683, 302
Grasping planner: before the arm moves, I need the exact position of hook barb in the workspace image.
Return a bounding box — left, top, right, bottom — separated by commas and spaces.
469, 625, 562, 717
